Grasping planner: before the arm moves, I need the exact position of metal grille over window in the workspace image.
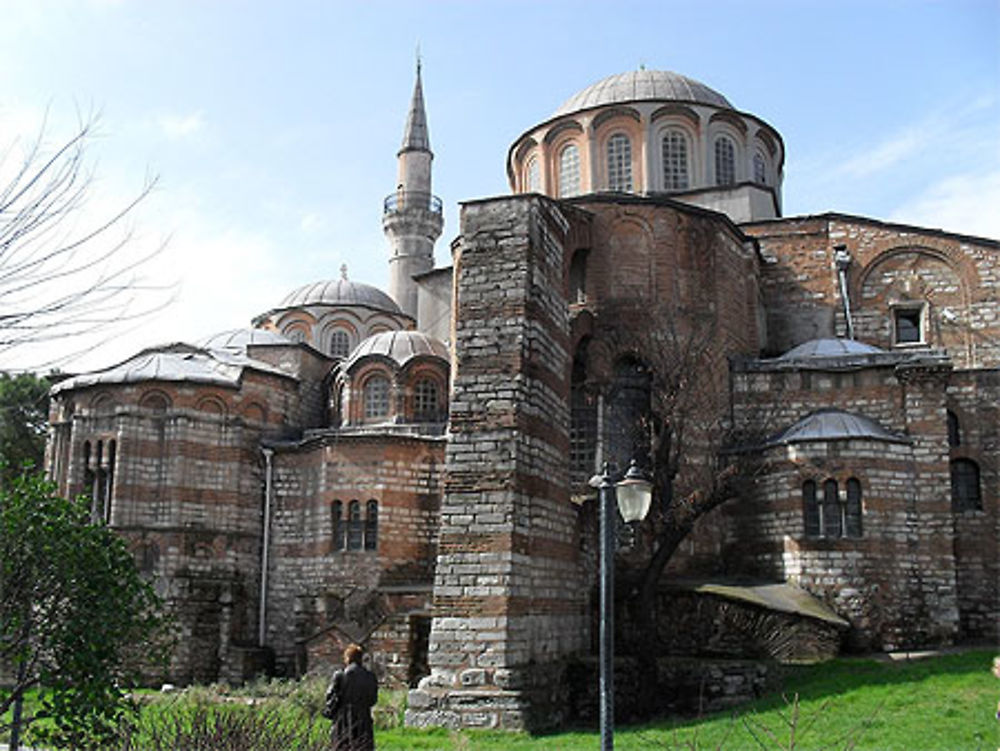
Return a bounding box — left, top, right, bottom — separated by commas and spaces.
662, 130, 689, 190
347, 500, 363, 550
607, 134, 633, 192
559, 144, 580, 197
364, 375, 390, 420
714, 136, 735, 186
413, 378, 439, 422
330, 330, 351, 359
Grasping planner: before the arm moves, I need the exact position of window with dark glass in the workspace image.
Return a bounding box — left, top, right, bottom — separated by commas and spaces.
845, 478, 863, 537
347, 500, 363, 550
947, 410, 961, 448
894, 307, 923, 344
570, 340, 597, 486
951, 459, 981, 511
364, 500, 378, 550
332, 501, 344, 551
802, 480, 820, 537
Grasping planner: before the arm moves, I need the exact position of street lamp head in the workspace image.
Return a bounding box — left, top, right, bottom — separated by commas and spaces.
615, 460, 653, 523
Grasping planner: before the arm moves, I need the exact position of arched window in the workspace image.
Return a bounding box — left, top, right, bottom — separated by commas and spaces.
526, 156, 541, 192
951, 459, 981, 511
347, 500, 363, 550
802, 480, 820, 537
661, 129, 689, 190
947, 410, 961, 448
363, 375, 390, 421
559, 144, 581, 197
822, 479, 841, 538
332, 501, 344, 551
570, 339, 597, 485
753, 150, 767, 185
413, 378, 440, 422
569, 249, 588, 304
83, 438, 116, 524
714, 136, 736, 186
364, 500, 378, 551
845, 478, 863, 537
606, 133, 633, 193
285, 327, 307, 344
606, 357, 651, 468
329, 329, 351, 360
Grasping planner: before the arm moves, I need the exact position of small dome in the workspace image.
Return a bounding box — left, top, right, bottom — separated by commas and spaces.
278, 279, 402, 314
769, 409, 909, 446
554, 69, 732, 117
344, 330, 448, 370
201, 328, 292, 351
777, 338, 885, 361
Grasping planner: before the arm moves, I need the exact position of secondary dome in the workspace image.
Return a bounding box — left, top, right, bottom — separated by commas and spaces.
344, 330, 448, 370
554, 69, 732, 117
277, 279, 402, 314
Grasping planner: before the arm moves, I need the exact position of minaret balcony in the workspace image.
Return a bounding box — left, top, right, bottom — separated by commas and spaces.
383, 191, 443, 216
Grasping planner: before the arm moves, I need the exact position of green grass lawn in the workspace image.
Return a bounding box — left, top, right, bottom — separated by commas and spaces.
376, 649, 999, 750
4, 649, 998, 750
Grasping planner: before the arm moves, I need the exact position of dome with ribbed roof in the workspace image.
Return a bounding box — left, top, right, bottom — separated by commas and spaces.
767, 409, 910, 446
554, 69, 732, 117
277, 279, 402, 314
778, 338, 885, 361
344, 330, 448, 370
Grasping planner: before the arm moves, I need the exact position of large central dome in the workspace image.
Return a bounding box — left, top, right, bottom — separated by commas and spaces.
553, 70, 733, 117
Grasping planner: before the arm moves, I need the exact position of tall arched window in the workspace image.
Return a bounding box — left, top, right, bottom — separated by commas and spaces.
332, 501, 344, 551
363, 374, 390, 421
526, 156, 541, 192
822, 479, 841, 538
714, 136, 735, 186
606, 134, 633, 193
802, 480, 820, 537
413, 378, 439, 422
951, 459, 981, 511
661, 129, 689, 190
753, 150, 767, 185
347, 500, 363, 550
845, 478, 863, 537
364, 500, 378, 551
329, 329, 351, 359
570, 339, 597, 485
559, 143, 581, 197
606, 357, 651, 469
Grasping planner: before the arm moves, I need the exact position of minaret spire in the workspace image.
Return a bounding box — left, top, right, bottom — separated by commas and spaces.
383, 57, 443, 321
401, 52, 431, 154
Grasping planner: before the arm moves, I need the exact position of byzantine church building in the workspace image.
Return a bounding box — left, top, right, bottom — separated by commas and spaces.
46, 67, 998, 728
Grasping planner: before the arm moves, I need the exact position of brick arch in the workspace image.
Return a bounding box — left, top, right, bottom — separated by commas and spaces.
195, 395, 227, 416
606, 214, 655, 299
139, 390, 171, 412
242, 402, 267, 424
90, 391, 117, 412
857, 245, 977, 300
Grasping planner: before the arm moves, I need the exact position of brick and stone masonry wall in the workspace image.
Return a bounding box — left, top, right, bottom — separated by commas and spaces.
265, 432, 444, 683
407, 195, 585, 731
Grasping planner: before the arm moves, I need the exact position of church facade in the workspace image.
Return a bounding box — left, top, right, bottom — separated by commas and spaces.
46, 68, 998, 727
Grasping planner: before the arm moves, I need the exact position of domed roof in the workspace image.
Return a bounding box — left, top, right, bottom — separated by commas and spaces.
344, 330, 448, 370
200, 328, 292, 352
777, 338, 885, 361
277, 279, 402, 314
768, 409, 909, 446
553, 69, 732, 117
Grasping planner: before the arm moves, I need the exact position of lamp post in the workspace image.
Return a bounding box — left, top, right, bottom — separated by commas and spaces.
593, 459, 653, 751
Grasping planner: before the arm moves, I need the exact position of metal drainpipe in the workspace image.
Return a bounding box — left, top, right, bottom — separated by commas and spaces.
834, 245, 854, 339
259, 447, 274, 648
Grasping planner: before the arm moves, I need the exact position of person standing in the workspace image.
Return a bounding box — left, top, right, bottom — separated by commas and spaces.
324, 643, 379, 750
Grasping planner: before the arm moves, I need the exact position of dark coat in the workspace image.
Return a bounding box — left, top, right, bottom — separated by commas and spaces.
326, 662, 378, 750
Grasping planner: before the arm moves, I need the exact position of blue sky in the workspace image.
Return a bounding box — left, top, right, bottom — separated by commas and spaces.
1, 0, 998, 371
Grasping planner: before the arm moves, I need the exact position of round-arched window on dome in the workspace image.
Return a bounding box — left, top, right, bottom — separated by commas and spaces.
661, 129, 689, 191
413, 378, 440, 422
526, 156, 541, 192
558, 143, 580, 197
753, 150, 767, 185
329, 329, 351, 359
363, 375, 391, 421
606, 134, 633, 193
714, 136, 735, 186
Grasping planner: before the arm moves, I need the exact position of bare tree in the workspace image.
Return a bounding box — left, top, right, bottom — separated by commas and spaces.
0, 114, 171, 368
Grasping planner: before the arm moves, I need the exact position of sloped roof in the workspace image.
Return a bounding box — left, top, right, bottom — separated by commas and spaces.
778, 338, 885, 360
767, 408, 910, 446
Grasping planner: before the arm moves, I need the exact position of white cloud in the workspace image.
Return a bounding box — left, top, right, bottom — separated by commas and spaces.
158, 111, 205, 140
889, 170, 1000, 241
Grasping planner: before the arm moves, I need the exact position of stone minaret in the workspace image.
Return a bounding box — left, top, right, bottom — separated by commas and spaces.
383, 59, 443, 319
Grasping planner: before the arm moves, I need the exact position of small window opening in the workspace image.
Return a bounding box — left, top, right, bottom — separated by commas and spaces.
951, 459, 981, 511
364, 500, 378, 551
347, 500, 363, 550
332, 501, 344, 551
893, 307, 923, 344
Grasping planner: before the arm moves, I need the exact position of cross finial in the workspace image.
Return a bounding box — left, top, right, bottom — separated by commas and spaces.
340, 263, 348, 281
416, 43, 422, 76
